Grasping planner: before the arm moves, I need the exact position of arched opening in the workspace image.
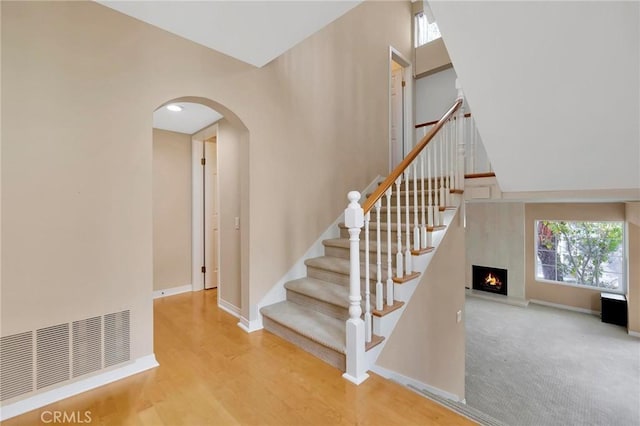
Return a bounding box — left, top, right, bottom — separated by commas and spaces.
151, 96, 250, 321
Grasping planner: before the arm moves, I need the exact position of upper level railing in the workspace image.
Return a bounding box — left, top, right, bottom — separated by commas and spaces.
416, 112, 493, 177
341, 91, 467, 384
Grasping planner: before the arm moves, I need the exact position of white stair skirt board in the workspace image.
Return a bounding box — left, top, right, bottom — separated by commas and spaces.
238, 176, 384, 334
152, 284, 193, 299
528, 299, 600, 316
218, 297, 240, 318
0, 354, 159, 421
370, 364, 463, 403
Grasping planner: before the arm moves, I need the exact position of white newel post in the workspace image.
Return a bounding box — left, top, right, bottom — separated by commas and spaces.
343, 191, 368, 385
455, 79, 466, 194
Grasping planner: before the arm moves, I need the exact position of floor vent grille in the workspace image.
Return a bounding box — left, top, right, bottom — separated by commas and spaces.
72, 316, 102, 378
0, 331, 34, 401
1, 309, 131, 401
104, 310, 130, 367
36, 323, 70, 390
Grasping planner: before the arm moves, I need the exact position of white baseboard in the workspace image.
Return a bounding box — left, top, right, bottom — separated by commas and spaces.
237, 316, 263, 333
529, 299, 600, 315
153, 284, 192, 299
218, 298, 240, 318
0, 354, 159, 421
370, 364, 463, 403
629, 330, 640, 338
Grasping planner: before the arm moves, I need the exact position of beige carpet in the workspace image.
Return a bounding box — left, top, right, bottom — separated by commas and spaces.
465, 296, 640, 426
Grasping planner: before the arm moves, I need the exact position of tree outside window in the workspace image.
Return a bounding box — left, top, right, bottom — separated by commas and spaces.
535, 220, 624, 291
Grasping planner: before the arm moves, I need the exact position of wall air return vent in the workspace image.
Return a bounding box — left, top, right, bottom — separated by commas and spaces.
104, 310, 130, 367
36, 323, 70, 390
72, 316, 102, 378
0, 331, 34, 401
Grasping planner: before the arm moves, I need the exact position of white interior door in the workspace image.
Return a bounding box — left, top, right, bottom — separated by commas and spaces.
390, 62, 405, 170
204, 139, 218, 289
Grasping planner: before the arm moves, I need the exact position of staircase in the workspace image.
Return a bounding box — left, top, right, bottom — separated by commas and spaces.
260, 94, 471, 383
261, 184, 454, 370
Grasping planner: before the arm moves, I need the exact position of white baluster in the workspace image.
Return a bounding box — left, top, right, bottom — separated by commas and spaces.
439, 133, 445, 225
386, 186, 394, 306
412, 163, 420, 252
375, 198, 384, 311
457, 116, 462, 191
427, 144, 434, 228
343, 191, 367, 385
364, 211, 371, 343
451, 119, 456, 193
471, 118, 476, 174
420, 152, 428, 249
404, 171, 412, 276
456, 81, 466, 194
395, 177, 403, 279
446, 120, 452, 206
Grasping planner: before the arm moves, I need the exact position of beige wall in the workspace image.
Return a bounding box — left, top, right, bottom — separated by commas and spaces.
1, 0, 411, 397
415, 38, 452, 77
152, 129, 192, 292
217, 119, 242, 308
377, 210, 466, 399
626, 202, 640, 333
466, 202, 525, 299
524, 203, 627, 312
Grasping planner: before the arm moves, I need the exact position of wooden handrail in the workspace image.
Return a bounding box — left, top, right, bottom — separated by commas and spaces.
362, 98, 463, 213
415, 112, 470, 129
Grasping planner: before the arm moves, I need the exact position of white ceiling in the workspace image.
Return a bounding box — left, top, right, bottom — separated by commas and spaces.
153, 102, 223, 134
97, 0, 362, 67
431, 1, 640, 194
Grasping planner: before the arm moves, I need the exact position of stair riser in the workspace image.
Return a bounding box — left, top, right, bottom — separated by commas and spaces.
307, 265, 395, 290
375, 212, 441, 223
324, 246, 400, 269
340, 227, 419, 245
262, 317, 346, 371
286, 289, 350, 321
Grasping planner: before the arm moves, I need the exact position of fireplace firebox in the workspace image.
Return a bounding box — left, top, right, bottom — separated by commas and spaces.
472, 265, 508, 296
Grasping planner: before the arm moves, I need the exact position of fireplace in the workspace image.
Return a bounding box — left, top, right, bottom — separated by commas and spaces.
472, 265, 508, 296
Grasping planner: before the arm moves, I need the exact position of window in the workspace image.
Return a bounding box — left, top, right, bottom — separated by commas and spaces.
535, 220, 625, 292
414, 11, 441, 47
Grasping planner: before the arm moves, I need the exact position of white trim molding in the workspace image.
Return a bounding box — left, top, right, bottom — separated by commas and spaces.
152, 284, 192, 299
0, 354, 159, 421
628, 330, 640, 338
218, 298, 240, 318
237, 316, 262, 333
529, 299, 600, 316
370, 364, 463, 403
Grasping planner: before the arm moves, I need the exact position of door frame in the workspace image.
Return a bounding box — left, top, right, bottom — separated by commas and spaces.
388, 47, 414, 172
191, 124, 220, 295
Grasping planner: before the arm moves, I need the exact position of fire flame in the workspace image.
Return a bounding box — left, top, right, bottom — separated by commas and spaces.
485, 273, 501, 286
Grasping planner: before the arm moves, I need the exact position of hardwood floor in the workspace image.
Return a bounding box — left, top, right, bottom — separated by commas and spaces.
4, 290, 473, 425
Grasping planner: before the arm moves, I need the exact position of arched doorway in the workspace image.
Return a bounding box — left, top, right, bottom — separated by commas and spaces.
152, 96, 249, 320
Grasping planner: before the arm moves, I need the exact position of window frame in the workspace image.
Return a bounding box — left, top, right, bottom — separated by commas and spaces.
534, 219, 627, 294
414, 11, 441, 48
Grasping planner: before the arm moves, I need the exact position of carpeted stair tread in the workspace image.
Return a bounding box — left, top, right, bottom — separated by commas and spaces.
305, 256, 352, 275
285, 277, 349, 309
322, 238, 398, 254
339, 222, 415, 233
260, 301, 345, 354
305, 256, 393, 280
